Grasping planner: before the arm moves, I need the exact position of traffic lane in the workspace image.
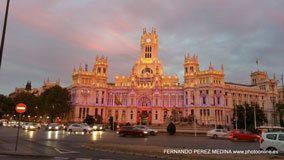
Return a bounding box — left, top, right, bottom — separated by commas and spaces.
0, 128, 162, 160
21, 129, 259, 151
73, 131, 260, 150
0, 155, 50, 160
3, 127, 259, 151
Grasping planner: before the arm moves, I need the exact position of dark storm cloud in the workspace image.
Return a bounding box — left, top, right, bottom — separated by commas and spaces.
0, 0, 284, 95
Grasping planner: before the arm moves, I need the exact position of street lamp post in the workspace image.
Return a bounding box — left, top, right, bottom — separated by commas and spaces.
270, 97, 276, 126
254, 104, 257, 129
0, 0, 10, 71
234, 105, 238, 129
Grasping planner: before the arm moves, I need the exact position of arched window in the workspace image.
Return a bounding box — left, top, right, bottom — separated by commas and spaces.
141, 67, 153, 74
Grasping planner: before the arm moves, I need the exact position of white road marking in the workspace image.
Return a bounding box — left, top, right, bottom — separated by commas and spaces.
54, 147, 79, 154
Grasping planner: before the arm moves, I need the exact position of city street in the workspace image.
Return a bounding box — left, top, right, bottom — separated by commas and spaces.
0, 126, 265, 160
0, 126, 160, 160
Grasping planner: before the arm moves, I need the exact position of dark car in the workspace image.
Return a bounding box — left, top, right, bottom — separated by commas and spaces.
92, 124, 105, 131
227, 129, 260, 142
46, 123, 64, 131
118, 126, 148, 137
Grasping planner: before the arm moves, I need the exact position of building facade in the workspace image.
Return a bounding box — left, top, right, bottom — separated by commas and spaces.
70, 28, 278, 127
9, 79, 61, 97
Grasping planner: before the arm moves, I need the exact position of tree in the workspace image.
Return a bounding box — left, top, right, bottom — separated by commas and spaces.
84, 115, 95, 125
95, 115, 102, 124
39, 85, 71, 122
276, 103, 284, 127
0, 94, 15, 117
13, 92, 39, 117
232, 104, 267, 133
167, 122, 176, 135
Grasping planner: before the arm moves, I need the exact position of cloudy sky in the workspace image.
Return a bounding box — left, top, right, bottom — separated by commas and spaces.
0, 0, 284, 95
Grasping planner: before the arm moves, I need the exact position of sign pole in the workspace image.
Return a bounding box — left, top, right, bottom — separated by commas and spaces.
14, 103, 27, 152
15, 114, 21, 152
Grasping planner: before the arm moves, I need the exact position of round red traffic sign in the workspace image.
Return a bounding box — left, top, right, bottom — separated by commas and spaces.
15, 103, 27, 114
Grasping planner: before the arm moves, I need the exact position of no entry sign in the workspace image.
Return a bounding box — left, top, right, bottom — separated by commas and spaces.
15, 103, 27, 114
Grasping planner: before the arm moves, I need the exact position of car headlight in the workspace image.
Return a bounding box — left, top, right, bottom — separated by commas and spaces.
99, 126, 103, 130
48, 127, 52, 129
30, 126, 35, 129
143, 131, 148, 134
55, 126, 59, 129
93, 126, 98, 130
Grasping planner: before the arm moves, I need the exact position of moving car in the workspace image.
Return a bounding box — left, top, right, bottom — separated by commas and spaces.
92, 124, 105, 131
67, 123, 92, 134
118, 126, 148, 137
22, 122, 39, 131
206, 129, 228, 139
227, 129, 260, 142
260, 132, 284, 153
46, 123, 64, 131
134, 125, 158, 136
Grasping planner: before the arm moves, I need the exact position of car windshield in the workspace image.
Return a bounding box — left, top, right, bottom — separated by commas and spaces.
136, 125, 148, 129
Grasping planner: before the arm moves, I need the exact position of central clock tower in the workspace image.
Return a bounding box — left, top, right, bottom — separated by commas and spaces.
131, 27, 163, 77
140, 27, 158, 62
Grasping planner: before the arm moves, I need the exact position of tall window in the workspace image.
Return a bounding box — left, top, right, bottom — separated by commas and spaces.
95, 108, 98, 117
79, 108, 82, 118
131, 98, 134, 106
130, 110, 133, 120
145, 45, 152, 58
102, 91, 105, 104
185, 91, 188, 105
203, 97, 206, 105
155, 111, 158, 120
155, 97, 158, 106
96, 91, 99, 104
190, 66, 194, 72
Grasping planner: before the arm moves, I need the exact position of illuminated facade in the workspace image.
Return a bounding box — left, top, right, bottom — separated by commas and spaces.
70, 28, 278, 126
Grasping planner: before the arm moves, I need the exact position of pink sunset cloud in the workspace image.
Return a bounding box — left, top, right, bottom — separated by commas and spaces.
0, 0, 283, 95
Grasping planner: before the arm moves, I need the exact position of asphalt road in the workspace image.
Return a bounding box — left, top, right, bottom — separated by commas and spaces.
0, 126, 261, 160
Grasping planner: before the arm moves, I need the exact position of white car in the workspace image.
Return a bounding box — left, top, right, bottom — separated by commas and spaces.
134, 125, 158, 136
22, 122, 38, 131
206, 129, 228, 139
67, 123, 92, 134
260, 132, 284, 153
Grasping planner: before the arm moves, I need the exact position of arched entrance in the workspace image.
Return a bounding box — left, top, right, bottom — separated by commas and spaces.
138, 97, 151, 107
137, 97, 152, 125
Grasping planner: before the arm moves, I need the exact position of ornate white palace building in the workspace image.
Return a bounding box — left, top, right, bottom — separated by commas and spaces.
70, 28, 279, 127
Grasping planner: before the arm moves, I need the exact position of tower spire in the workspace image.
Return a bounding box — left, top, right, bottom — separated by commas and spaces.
209, 62, 214, 70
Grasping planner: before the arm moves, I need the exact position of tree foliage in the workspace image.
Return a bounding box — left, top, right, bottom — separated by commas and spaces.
232, 104, 267, 133
39, 85, 71, 122
13, 92, 39, 116
276, 103, 284, 127
0, 94, 15, 117
84, 115, 95, 125
167, 122, 176, 135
